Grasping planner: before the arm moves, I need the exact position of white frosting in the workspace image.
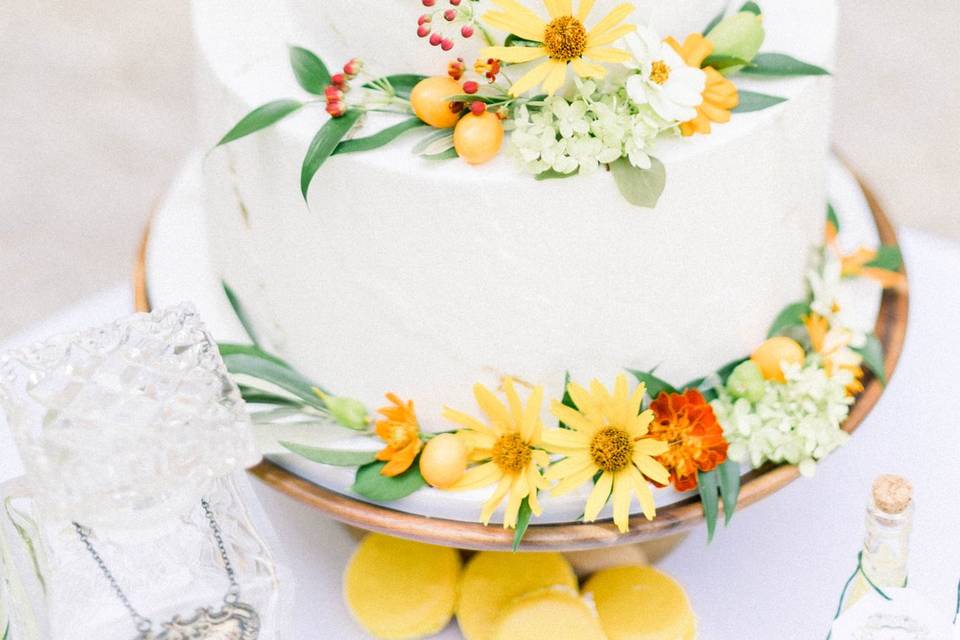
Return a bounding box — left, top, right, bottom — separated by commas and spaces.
191, 0, 838, 431
284, 0, 729, 76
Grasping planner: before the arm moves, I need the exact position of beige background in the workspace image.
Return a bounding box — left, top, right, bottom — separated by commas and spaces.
1, 1, 957, 338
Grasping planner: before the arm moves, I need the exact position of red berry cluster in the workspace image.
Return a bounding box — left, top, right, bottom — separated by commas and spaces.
417, 0, 478, 52
325, 57, 363, 118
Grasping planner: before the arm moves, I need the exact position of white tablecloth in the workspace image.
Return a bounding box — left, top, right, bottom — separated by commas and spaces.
2, 227, 958, 638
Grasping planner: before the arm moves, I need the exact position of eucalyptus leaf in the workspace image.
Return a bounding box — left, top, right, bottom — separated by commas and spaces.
505, 34, 542, 47
513, 497, 533, 551
289, 46, 331, 94
827, 203, 840, 232
352, 461, 427, 501
701, 54, 750, 71
535, 168, 579, 180
301, 108, 363, 200
333, 118, 426, 155
733, 90, 787, 112
365, 74, 428, 99
216, 99, 303, 146
222, 281, 261, 347
854, 333, 886, 384
739, 1, 762, 15
865, 245, 903, 271
413, 128, 456, 156
280, 441, 378, 466
742, 52, 830, 77
610, 157, 666, 208
219, 343, 292, 369
222, 353, 327, 410
627, 368, 678, 399
717, 460, 741, 525
239, 386, 303, 408
698, 469, 720, 543
424, 147, 460, 160
767, 301, 811, 337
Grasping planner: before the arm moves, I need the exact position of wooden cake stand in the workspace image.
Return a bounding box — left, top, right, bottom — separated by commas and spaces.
133, 174, 908, 552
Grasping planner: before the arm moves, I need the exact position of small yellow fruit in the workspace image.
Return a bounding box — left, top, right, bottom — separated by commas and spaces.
457, 551, 578, 640
419, 433, 468, 489
492, 587, 606, 640
410, 76, 463, 128
344, 533, 462, 640
583, 565, 696, 640
453, 111, 504, 165
750, 336, 806, 382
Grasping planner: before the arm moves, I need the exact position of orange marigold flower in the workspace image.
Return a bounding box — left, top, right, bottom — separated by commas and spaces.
374, 393, 423, 477
648, 389, 728, 492
665, 33, 739, 137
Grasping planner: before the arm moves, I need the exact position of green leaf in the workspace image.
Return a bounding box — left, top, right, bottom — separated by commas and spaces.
505, 34, 542, 47
768, 301, 811, 337
535, 168, 579, 180
413, 128, 455, 156
701, 54, 750, 71
352, 460, 427, 501
280, 441, 378, 466
2, 622, 7, 640
558, 371, 577, 429
216, 99, 303, 146
222, 281, 261, 347
219, 342, 292, 370
238, 385, 302, 407
702, 7, 726, 35
717, 460, 741, 525
627, 368, 678, 399
425, 147, 459, 161
301, 108, 363, 200
854, 333, 886, 384
513, 497, 533, 551
333, 118, 426, 155
697, 469, 720, 543
865, 245, 903, 272
827, 203, 841, 232
222, 353, 327, 410
733, 90, 787, 113
610, 157, 667, 208
742, 52, 830, 77
739, 1, 762, 15
289, 46, 331, 95
365, 74, 428, 99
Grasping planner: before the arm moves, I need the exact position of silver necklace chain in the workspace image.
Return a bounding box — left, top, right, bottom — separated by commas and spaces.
73, 498, 239, 635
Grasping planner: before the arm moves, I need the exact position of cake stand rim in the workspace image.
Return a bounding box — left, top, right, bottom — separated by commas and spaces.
132, 171, 909, 552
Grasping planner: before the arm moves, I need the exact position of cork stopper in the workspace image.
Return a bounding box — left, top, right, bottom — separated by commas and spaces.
872, 474, 912, 514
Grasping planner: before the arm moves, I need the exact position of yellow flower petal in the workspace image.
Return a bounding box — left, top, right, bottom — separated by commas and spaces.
633, 436, 668, 457
566, 382, 600, 418
550, 402, 598, 434
633, 451, 670, 486
520, 385, 544, 442
481, 45, 549, 64
484, 2, 548, 42
578, 0, 596, 21
551, 459, 599, 496
481, 474, 514, 524
474, 383, 512, 430
583, 470, 613, 521
541, 423, 591, 453
544, 0, 572, 19
527, 467, 545, 515
545, 453, 593, 481
502, 377, 524, 425
586, 3, 634, 40
508, 59, 555, 96
443, 406, 495, 434
542, 59, 570, 95
586, 23, 635, 48
629, 465, 657, 520
611, 471, 633, 533
583, 46, 631, 63
625, 407, 654, 438
569, 56, 607, 79
452, 461, 503, 491
502, 473, 530, 528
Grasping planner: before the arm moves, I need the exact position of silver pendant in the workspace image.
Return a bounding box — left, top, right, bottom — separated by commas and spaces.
146, 601, 260, 640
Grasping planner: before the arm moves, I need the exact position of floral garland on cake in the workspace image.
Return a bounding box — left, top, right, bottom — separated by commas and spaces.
216, 0, 828, 207
218, 207, 904, 548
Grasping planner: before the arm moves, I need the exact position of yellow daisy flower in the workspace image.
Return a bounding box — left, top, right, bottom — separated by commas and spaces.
444, 378, 552, 528
481, 0, 637, 96
545, 373, 670, 533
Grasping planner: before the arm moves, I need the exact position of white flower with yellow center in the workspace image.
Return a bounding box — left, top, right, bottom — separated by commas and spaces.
623, 25, 706, 123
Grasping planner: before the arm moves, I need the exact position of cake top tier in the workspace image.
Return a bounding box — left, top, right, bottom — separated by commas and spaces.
284, 0, 728, 76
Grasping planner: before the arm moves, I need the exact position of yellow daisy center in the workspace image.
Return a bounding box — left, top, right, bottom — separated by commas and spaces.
543, 15, 587, 60
589, 427, 634, 473
492, 432, 532, 473
650, 60, 671, 85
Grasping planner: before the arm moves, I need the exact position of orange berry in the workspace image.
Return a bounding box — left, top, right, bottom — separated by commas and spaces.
410, 76, 463, 128
453, 111, 504, 165
419, 433, 468, 488
750, 336, 805, 382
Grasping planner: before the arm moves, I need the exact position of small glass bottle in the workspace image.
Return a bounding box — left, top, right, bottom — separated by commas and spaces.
844, 474, 914, 610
